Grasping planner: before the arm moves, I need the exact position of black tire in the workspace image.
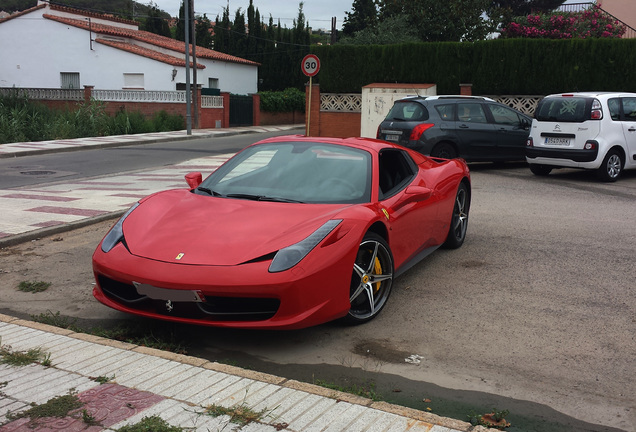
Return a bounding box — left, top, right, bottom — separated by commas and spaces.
443, 182, 470, 249
596, 149, 623, 182
431, 142, 458, 159
343, 233, 394, 325
529, 164, 553, 176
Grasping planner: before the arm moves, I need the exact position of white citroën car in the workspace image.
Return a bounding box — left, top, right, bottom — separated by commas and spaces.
526, 92, 636, 181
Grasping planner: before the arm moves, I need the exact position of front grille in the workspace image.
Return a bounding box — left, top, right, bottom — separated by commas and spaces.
97, 275, 280, 322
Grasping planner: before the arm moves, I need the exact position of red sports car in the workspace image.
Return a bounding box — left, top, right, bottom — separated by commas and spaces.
92, 136, 470, 329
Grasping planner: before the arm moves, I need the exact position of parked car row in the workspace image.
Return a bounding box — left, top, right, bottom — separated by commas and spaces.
377, 92, 636, 182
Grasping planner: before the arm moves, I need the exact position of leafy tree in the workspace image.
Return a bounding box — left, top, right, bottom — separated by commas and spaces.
213, 6, 231, 53
487, 0, 565, 30
175, 1, 186, 42
195, 13, 213, 49
339, 14, 419, 45
377, 0, 493, 41
342, 0, 378, 36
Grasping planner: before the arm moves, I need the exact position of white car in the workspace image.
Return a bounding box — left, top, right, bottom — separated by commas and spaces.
525, 92, 636, 181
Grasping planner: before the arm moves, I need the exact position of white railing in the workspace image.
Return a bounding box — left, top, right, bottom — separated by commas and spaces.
0, 88, 83, 100
320, 93, 362, 112
92, 89, 187, 103
201, 95, 223, 108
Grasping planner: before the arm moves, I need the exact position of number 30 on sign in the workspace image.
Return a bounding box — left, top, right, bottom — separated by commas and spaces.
301, 54, 320, 77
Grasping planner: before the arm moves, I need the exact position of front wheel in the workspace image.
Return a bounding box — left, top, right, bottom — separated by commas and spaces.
443, 182, 470, 249
343, 233, 394, 325
529, 164, 553, 176
596, 149, 623, 182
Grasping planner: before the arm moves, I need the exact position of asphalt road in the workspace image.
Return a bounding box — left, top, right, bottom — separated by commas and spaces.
0, 137, 634, 431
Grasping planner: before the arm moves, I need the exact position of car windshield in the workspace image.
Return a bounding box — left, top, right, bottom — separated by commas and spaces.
199, 142, 372, 204
535, 97, 589, 122
384, 101, 428, 122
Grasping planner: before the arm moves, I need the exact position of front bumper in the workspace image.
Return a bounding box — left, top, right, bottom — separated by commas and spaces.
92, 239, 357, 330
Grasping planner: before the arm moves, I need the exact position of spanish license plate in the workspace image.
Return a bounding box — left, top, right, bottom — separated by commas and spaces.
544, 137, 570, 146
133, 282, 205, 302
385, 134, 400, 142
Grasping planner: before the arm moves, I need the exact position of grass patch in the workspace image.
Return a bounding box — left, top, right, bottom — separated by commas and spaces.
91, 374, 115, 384
314, 379, 382, 401
18, 280, 51, 293
116, 415, 184, 431
205, 403, 268, 426
7, 389, 83, 421
0, 343, 51, 367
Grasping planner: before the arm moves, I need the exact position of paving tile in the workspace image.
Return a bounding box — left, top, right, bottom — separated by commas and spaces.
188, 374, 243, 405
287, 396, 338, 431
167, 368, 227, 401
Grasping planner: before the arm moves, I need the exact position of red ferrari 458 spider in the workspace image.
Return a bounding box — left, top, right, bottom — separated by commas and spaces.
92, 135, 470, 329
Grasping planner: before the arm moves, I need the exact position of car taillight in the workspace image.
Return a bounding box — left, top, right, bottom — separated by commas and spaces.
591, 99, 603, 120
526, 137, 534, 147
584, 140, 597, 150
409, 123, 434, 140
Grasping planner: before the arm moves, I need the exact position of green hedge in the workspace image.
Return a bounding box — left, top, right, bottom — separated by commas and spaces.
259, 88, 305, 113
311, 38, 636, 95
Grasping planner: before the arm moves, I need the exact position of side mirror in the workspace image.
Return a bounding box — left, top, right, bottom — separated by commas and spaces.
185, 172, 202, 189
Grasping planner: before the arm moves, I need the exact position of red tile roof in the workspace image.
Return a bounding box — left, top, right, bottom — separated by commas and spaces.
97, 39, 205, 69
49, 3, 138, 26
43, 14, 260, 67
0, 3, 45, 23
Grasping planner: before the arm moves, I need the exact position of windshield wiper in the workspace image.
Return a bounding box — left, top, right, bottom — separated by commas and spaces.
197, 187, 223, 197
226, 193, 303, 203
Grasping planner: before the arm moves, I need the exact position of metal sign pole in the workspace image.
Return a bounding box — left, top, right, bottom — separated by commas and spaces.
306, 76, 312, 136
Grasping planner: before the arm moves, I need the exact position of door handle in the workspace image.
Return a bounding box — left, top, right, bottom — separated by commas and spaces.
459, 124, 469, 128
629, 127, 636, 132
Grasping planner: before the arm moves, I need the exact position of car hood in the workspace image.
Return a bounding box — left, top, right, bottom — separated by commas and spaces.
122, 190, 349, 266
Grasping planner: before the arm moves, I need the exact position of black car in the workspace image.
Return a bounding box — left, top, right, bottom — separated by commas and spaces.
377, 96, 532, 162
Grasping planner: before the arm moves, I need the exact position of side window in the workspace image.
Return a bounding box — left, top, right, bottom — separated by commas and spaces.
621, 98, 636, 120
435, 104, 455, 121
60, 72, 80, 89
457, 103, 487, 123
607, 98, 621, 121
378, 149, 416, 199
488, 104, 521, 126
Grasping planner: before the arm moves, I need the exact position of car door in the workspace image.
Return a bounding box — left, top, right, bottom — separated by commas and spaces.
620, 97, 636, 168
454, 102, 497, 160
377, 149, 438, 269
485, 103, 530, 161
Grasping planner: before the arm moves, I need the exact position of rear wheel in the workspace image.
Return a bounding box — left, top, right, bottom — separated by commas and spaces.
529, 164, 553, 176
431, 142, 458, 159
344, 233, 394, 325
596, 149, 623, 182
443, 182, 470, 249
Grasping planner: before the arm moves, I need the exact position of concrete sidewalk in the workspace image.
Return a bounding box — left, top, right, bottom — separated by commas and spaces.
0, 315, 478, 432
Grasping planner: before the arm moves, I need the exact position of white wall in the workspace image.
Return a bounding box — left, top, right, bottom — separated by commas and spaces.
360, 84, 438, 138
0, 8, 258, 94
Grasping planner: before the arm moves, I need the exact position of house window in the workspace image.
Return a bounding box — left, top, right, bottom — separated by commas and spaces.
60, 72, 80, 89
209, 78, 219, 89
123, 73, 144, 89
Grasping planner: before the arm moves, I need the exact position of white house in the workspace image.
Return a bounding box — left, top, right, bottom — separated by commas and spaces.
0, 1, 259, 94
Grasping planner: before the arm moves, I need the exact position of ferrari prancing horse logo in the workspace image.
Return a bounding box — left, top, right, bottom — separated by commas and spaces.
175, 253, 185, 260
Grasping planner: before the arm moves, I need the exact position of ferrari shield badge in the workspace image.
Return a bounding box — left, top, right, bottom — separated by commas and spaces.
165, 300, 174, 312
382, 208, 390, 220
175, 253, 185, 260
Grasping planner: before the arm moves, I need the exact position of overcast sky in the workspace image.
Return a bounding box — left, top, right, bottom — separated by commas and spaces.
149, 0, 348, 31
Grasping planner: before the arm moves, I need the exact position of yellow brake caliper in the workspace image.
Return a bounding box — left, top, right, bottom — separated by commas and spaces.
373, 257, 382, 292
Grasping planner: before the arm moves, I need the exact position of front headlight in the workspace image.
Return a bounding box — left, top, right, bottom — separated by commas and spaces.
269, 219, 342, 273
101, 203, 139, 253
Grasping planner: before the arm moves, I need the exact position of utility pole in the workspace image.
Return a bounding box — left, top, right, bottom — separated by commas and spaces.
184, 0, 192, 134
190, 0, 199, 129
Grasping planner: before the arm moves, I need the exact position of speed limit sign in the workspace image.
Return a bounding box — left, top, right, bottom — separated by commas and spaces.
301, 54, 320, 77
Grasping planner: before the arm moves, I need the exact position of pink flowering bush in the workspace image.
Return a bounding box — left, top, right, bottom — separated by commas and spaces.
500, 5, 626, 39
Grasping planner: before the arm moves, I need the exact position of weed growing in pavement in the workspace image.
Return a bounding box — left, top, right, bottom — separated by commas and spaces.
204, 403, 268, 427
91, 374, 115, 384
468, 407, 511, 430
6, 389, 83, 422
18, 280, 51, 293
116, 415, 184, 431
31, 310, 80, 331
0, 343, 51, 367
313, 378, 382, 401
81, 409, 99, 426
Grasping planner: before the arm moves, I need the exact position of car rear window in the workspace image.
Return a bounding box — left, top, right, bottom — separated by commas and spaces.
535, 97, 590, 122
385, 101, 429, 121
